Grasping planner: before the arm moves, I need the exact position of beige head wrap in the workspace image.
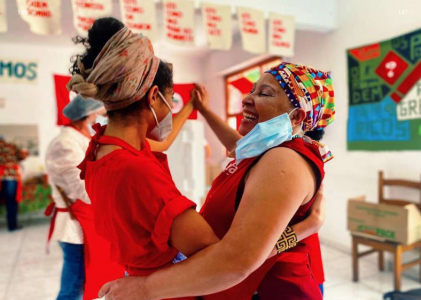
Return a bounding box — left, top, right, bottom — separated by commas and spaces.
67, 27, 160, 111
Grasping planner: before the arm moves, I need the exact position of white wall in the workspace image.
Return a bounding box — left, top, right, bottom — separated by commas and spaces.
0, 41, 205, 177
203, 0, 421, 250
292, 0, 421, 249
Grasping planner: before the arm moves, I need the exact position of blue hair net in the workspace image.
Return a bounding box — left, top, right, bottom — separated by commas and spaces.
63, 95, 104, 121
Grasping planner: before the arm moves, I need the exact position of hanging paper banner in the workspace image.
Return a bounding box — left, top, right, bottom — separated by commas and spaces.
347, 27, 421, 151
237, 7, 265, 54
119, 0, 157, 41
16, 0, 62, 35
201, 3, 232, 50
0, 0, 7, 33
269, 13, 295, 57
71, 0, 112, 36
163, 0, 195, 46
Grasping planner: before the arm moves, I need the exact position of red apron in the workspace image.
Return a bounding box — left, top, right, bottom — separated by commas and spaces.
70, 200, 125, 300
200, 138, 325, 300
45, 200, 124, 300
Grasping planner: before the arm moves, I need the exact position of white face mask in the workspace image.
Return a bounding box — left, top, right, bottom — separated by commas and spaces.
149, 91, 173, 142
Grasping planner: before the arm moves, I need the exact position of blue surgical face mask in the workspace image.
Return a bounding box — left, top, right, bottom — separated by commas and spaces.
235, 109, 297, 164
95, 115, 108, 126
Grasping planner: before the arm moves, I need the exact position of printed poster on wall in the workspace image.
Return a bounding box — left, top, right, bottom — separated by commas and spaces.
163, 0, 195, 47
54, 74, 72, 126
268, 13, 295, 57
201, 3, 232, 50
0, 0, 7, 33
0, 58, 38, 84
71, 0, 112, 36
347, 27, 421, 151
119, 0, 157, 42
237, 7, 265, 54
0, 125, 39, 156
173, 83, 197, 119
16, 0, 62, 35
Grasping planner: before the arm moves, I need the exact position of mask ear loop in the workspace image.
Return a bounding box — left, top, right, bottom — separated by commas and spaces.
288, 108, 303, 136
158, 91, 173, 113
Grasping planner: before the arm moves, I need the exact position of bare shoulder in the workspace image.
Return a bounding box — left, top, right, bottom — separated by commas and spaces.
247, 146, 316, 198
254, 147, 309, 174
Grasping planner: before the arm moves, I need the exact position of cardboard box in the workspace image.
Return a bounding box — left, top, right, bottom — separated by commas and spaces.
347, 196, 421, 245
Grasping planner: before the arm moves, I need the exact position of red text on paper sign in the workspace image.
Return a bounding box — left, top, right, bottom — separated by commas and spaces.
127, 22, 151, 30
165, 1, 194, 42
77, 15, 96, 31
25, 1, 52, 18
75, 1, 104, 10
241, 13, 259, 35
26, 1, 48, 8
205, 7, 223, 37
271, 19, 290, 48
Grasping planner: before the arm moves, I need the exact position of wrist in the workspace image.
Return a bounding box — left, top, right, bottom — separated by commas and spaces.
143, 276, 154, 300
200, 107, 211, 117
309, 211, 323, 231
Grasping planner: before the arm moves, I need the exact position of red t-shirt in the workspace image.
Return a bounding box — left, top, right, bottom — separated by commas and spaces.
79, 125, 197, 277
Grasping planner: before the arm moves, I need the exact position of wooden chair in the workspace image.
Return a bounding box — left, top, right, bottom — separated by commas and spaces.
352, 171, 421, 291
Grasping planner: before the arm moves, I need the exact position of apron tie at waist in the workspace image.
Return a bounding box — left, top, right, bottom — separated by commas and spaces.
44, 202, 69, 254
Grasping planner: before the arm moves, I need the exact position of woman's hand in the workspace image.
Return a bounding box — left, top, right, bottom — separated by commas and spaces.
289, 183, 325, 242
192, 83, 210, 114
98, 276, 148, 300
309, 183, 325, 232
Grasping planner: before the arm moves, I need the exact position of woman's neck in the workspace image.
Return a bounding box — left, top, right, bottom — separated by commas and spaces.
104, 120, 149, 151
70, 121, 91, 138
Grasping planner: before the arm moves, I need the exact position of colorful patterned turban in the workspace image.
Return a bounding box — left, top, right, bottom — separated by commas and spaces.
265, 62, 335, 132
67, 27, 160, 111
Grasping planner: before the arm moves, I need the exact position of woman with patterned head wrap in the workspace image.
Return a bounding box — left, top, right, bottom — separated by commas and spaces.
69, 17, 325, 300
97, 62, 334, 300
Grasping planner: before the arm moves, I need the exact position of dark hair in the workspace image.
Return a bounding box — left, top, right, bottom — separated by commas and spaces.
69, 17, 173, 125
304, 129, 325, 141
107, 61, 173, 125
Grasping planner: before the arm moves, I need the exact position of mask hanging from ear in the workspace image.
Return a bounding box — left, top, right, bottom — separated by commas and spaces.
235, 109, 297, 164
149, 91, 173, 142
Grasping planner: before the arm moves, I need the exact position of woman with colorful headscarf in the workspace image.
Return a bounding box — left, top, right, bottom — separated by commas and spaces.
67, 18, 325, 300
95, 38, 335, 300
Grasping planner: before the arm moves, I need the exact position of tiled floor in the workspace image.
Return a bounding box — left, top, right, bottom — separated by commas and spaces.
1, 215, 421, 300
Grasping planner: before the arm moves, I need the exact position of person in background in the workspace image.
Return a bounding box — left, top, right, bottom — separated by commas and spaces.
0, 137, 27, 231
45, 95, 104, 300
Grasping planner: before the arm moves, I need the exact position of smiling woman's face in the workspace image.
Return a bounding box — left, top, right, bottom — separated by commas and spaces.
239, 73, 295, 136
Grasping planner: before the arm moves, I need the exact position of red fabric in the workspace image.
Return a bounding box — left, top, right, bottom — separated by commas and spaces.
173, 83, 197, 120
200, 138, 325, 300
70, 200, 125, 300
0, 165, 23, 203
44, 202, 69, 245
54, 74, 72, 126
78, 124, 197, 300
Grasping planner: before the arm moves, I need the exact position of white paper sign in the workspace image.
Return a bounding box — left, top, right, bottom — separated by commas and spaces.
269, 13, 295, 57
0, 0, 7, 33
71, 0, 113, 36
201, 3, 232, 50
163, 0, 195, 46
16, 0, 62, 35
120, 0, 157, 42
397, 80, 421, 121
237, 7, 266, 54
